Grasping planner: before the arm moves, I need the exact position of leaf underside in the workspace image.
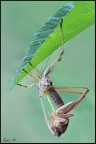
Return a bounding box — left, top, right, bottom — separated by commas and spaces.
6, 1, 95, 93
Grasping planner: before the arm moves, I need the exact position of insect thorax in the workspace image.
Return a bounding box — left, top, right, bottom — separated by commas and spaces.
38, 76, 52, 97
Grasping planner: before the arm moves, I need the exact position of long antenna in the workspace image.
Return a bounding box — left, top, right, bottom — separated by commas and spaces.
41, 54, 52, 75
40, 98, 54, 135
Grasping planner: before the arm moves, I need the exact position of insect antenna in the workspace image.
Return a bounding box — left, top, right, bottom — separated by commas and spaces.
41, 54, 52, 75
40, 98, 54, 134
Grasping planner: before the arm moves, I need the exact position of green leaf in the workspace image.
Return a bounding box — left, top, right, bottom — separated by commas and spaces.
6, 1, 95, 94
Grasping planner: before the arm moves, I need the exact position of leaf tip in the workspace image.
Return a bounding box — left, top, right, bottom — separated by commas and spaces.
5, 83, 15, 95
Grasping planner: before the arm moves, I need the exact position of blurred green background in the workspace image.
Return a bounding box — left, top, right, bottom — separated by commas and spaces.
1, 1, 95, 143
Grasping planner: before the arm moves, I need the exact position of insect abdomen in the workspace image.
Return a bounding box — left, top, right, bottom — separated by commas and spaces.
48, 87, 64, 109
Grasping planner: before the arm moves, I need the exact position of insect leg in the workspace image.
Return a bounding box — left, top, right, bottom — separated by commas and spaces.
55, 90, 83, 95
28, 61, 42, 77
22, 69, 39, 81
52, 18, 64, 62
55, 86, 88, 89
17, 83, 37, 88
55, 87, 89, 114
55, 86, 88, 95
43, 19, 64, 77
